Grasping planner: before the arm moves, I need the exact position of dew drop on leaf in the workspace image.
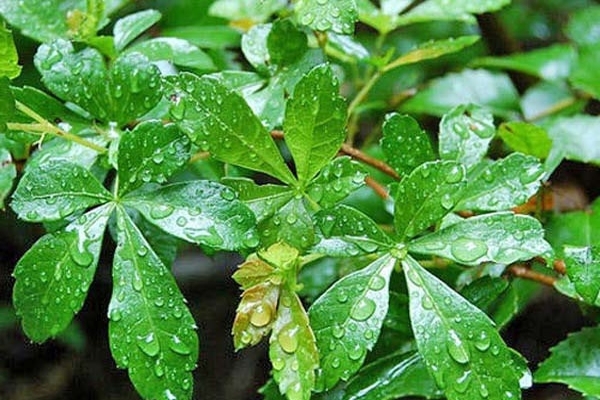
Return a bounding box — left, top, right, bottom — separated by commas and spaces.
137, 332, 160, 357
277, 324, 299, 353
450, 238, 488, 263
347, 343, 364, 361
440, 193, 455, 210
272, 357, 285, 370
250, 303, 272, 327
368, 275, 386, 291
150, 204, 175, 219
69, 246, 94, 268
474, 331, 491, 352
154, 360, 165, 378
479, 383, 490, 398
109, 308, 123, 322
446, 329, 470, 364
336, 289, 348, 303
350, 298, 376, 321
421, 295, 434, 310
454, 369, 472, 393
169, 335, 192, 355
445, 165, 464, 183
332, 324, 345, 339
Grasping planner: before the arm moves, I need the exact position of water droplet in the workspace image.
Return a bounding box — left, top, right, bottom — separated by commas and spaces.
286, 213, 298, 224
421, 295, 434, 310
348, 344, 364, 361
150, 205, 174, 219
109, 308, 122, 322
369, 275, 386, 291
331, 357, 341, 369
491, 345, 500, 356
272, 357, 285, 370
440, 193, 454, 210
332, 324, 345, 339
336, 289, 348, 303
446, 330, 470, 364
152, 153, 164, 164
137, 332, 160, 357
301, 12, 315, 25
445, 165, 464, 183
169, 335, 192, 355
278, 324, 299, 353
176, 216, 188, 227
479, 383, 489, 398
519, 166, 541, 184
70, 246, 94, 267
474, 331, 491, 351
350, 298, 376, 321
132, 273, 143, 292
454, 369, 472, 393
220, 189, 236, 201
250, 303, 273, 327
450, 238, 488, 264
154, 360, 165, 377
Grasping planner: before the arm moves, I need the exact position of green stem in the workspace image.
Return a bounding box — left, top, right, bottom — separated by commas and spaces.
347, 70, 382, 117
11, 101, 107, 153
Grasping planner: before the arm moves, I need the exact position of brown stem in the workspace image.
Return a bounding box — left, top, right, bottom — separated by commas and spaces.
365, 176, 389, 199
553, 259, 567, 275
506, 264, 557, 287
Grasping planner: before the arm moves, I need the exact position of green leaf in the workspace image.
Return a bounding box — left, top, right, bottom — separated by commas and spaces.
409, 212, 552, 266
165, 73, 296, 185
570, 44, 600, 100
455, 153, 544, 212
162, 25, 241, 49
259, 196, 315, 250
26, 131, 106, 170
473, 44, 576, 80
395, 0, 511, 26
439, 104, 495, 170
545, 198, 600, 255
109, 207, 198, 400
270, 288, 319, 400
0, 24, 21, 79
309, 254, 396, 390
535, 326, 600, 396
312, 204, 394, 257
0, 0, 101, 43
402, 255, 529, 400
11, 160, 112, 222
118, 121, 191, 195
0, 148, 15, 208
113, 9, 161, 51
125, 38, 216, 70
521, 81, 584, 122
545, 115, 600, 164
0, 77, 15, 132
13, 203, 112, 342
498, 122, 553, 159
35, 40, 162, 125
565, 5, 600, 47
241, 24, 272, 73
343, 350, 442, 400
233, 280, 279, 350
123, 181, 256, 251
295, 0, 358, 34
384, 36, 479, 72
284, 64, 347, 184
209, 0, 285, 23
393, 160, 466, 240
380, 113, 435, 176
222, 177, 294, 223
563, 246, 600, 306
267, 19, 308, 66
400, 69, 520, 119
307, 157, 366, 208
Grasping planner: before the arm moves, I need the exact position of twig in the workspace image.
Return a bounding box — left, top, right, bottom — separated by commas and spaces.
365, 176, 389, 199
553, 259, 567, 275
347, 70, 382, 117
506, 264, 557, 287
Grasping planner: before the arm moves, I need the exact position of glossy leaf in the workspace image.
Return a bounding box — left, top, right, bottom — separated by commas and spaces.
108, 208, 198, 400
439, 104, 495, 170
123, 181, 256, 251
498, 122, 553, 159
565, 6, 600, 47
570, 44, 600, 100
13, 203, 112, 342
126, 38, 216, 70
384, 36, 479, 72
306, 157, 367, 208
267, 19, 308, 66
35, 40, 162, 125
409, 212, 552, 266
118, 121, 191, 195
222, 177, 294, 223
11, 160, 112, 222
473, 44, 575, 80
400, 69, 520, 119
309, 254, 396, 390
0, 24, 21, 78
402, 255, 529, 400
455, 153, 544, 211
233, 281, 280, 350
259, 196, 315, 250
0, 77, 15, 132
545, 198, 600, 255
165, 73, 296, 185
113, 9, 161, 51
381, 113, 435, 176
394, 160, 466, 239
535, 326, 600, 396
284, 64, 347, 184
0, 148, 15, 208
395, 0, 511, 26
545, 115, 600, 164
343, 350, 442, 400
295, 0, 358, 34
163, 25, 241, 49
312, 205, 394, 257
241, 24, 271, 73
563, 246, 600, 306
270, 288, 319, 400
209, 0, 285, 23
